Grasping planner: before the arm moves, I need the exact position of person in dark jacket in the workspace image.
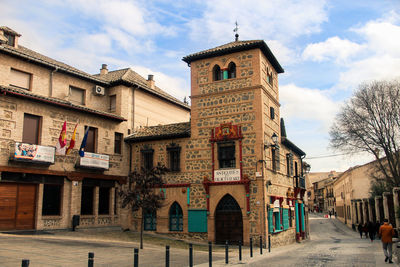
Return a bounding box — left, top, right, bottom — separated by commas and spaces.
367, 221, 375, 241
357, 223, 363, 238
376, 221, 382, 240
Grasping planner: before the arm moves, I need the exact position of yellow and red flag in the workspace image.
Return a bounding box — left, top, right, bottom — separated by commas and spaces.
55, 121, 67, 155
66, 124, 78, 155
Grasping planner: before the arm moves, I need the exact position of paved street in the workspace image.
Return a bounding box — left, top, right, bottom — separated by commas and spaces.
0, 214, 398, 266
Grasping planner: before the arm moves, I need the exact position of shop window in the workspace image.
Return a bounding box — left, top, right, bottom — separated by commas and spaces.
98, 187, 110, 215
213, 65, 222, 81
141, 148, 154, 171
169, 202, 183, 231
286, 153, 293, 176
167, 145, 181, 172
85, 127, 97, 153
69, 86, 85, 105
218, 142, 235, 169
114, 132, 123, 154
110, 95, 116, 112
23, 113, 41, 144
10, 68, 31, 90
42, 184, 62, 216
228, 62, 236, 79
81, 186, 94, 215
144, 209, 157, 231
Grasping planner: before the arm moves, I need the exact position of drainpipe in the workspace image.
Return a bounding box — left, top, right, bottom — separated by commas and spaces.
49, 67, 59, 97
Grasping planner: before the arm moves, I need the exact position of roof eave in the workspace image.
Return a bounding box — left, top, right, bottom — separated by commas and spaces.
0, 87, 126, 122
124, 132, 191, 143
282, 137, 306, 156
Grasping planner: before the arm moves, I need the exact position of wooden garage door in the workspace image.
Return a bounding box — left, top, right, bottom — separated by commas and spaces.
0, 183, 36, 230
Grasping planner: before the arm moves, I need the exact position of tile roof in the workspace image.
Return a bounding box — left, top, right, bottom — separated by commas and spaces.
0, 26, 21, 36
182, 39, 284, 73
0, 85, 126, 122
0, 42, 107, 85
125, 122, 191, 142
95, 69, 190, 110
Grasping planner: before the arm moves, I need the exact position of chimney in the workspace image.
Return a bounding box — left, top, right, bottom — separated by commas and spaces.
147, 74, 155, 89
100, 64, 108, 75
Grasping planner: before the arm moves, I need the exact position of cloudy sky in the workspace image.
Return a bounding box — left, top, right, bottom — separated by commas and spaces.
3, 0, 400, 172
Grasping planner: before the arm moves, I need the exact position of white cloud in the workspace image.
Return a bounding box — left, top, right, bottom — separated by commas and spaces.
302, 36, 365, 63
187, 0, 328, 44
280, 83, 339, 131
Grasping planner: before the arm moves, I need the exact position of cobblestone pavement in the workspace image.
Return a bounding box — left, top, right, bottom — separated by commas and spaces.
0, 214, 398, 266
198, 213, 399, 267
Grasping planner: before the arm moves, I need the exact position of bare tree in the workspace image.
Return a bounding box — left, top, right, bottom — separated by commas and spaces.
330, 80, 400, 190
119, 164, 167, 249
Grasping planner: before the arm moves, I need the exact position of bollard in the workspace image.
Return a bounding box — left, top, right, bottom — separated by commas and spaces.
208, 242, 212, 267
166, 245, 170, 267
225, 241, 229, 264
260, 236, 263, 255
134, 248, 139, 267
88, 252, 94, 267
189, 243, 193, 267
250, 237, 253, 257
21, 259, 29, 267
239, 241, 242, 261
268, 235, 271, 253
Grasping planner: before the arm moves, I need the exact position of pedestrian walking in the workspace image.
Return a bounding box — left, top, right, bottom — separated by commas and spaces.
357, 223, 363, 238
379, 218, 395, 264
363, 223, 369, 238
375, 221, 381, 240
367, 221, 375, 242
329, 211, 332, 218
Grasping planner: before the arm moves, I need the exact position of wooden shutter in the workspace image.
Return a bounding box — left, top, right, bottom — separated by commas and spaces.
10, 69, 31, 90
23, 114, 41, 144
283, 208, 289, 230
268, 208, 273, 233
188, 210, 207, 232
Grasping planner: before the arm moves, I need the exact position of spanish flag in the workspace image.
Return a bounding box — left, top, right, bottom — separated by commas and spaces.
55, 121, 67, 155
66, 124, 78, 155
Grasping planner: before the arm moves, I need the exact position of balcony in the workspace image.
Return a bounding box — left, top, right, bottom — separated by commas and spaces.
294, 176, 306, 189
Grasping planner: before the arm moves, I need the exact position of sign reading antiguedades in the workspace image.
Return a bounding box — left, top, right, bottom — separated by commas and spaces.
214, 169, 241, 182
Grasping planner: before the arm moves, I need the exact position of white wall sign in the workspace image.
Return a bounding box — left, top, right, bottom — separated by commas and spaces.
79, 152, 109, 170
214, 169, 240, 182
14, 142, 55, 164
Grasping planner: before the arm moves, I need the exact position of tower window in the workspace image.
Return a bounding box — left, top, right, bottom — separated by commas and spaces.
218, 142, 235, 168
213, 65, 222, 81
228, 62, 236, 79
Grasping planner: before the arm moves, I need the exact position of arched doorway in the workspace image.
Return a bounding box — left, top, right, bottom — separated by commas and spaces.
215, 194, 243, 244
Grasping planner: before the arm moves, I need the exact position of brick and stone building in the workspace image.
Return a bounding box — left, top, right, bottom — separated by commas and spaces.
125, 37, 309, 246
0, 26, 189, 231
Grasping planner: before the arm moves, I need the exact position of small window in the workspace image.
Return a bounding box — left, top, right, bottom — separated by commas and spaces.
114, 132, 123, 154
141, 148, 154, 171
23, 113, 41, 144
42, 184, 62, 216
4, 33, 15, 46
85, 127, 97, 153
228, 62, 236, 79
169, 202, 183, 231
167, 146, 181, 172
10, 69, 31, 90
270, 107, 275, 120
213, 65, 222, 81
267, 72, 273, 86
110, 95, 116, 112
98, 187, 110, 215
218, 142, 235, 168
81, 186, 94, 215
144, 209, 157, 231
69, 86, 85, 105
272, 147, 280, 171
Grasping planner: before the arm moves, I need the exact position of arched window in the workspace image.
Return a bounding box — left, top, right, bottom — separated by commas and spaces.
213, 65, 222, 81
169, 202, 183, 231
228, 62, 236, 79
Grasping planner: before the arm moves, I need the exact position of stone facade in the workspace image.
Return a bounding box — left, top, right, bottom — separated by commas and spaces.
126, 40, 308, 247
0, 26, 189, 231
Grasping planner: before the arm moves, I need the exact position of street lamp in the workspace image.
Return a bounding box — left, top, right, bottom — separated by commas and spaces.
264, 133, 279, 149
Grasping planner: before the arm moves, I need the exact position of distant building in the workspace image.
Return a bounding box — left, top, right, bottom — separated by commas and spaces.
308, 171, 341, 213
